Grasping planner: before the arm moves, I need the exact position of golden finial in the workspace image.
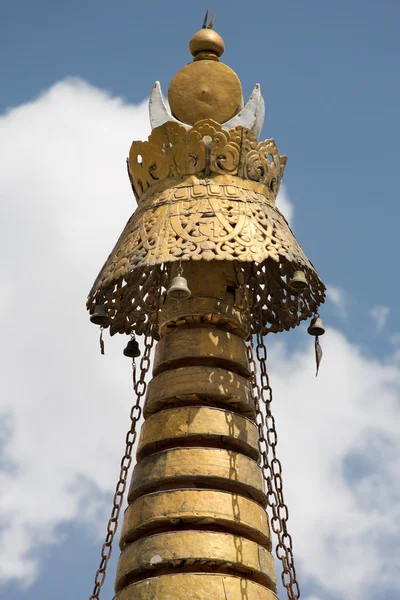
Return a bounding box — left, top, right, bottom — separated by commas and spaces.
190, 11, 224, 62
168, 15, 242, 125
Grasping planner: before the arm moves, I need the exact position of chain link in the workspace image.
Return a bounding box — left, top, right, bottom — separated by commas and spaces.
88, 269, 163, 600
247, 333, 301, 600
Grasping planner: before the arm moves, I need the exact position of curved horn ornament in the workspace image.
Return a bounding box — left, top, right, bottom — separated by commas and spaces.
223, 84, 265, 139
149, 81, 190, 131
149, 81, 265, 139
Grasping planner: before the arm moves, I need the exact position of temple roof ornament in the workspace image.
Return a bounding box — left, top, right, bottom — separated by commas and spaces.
87, 19, 325, 338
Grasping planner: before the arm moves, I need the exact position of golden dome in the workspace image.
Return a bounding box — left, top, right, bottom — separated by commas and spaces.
189, 28, 224, 61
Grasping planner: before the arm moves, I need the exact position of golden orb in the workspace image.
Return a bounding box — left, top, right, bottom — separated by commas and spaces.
189, 28, 225, 61
168, 28, 242, 126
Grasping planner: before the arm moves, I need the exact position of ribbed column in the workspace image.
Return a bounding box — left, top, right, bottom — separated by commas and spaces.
114, 262, 278, 600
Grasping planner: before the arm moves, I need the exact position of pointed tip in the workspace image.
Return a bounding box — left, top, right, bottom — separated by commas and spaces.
208, 9, 215, 29
202, 10, 208, 28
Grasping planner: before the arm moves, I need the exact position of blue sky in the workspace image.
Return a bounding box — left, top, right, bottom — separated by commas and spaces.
1, 2, 400, 599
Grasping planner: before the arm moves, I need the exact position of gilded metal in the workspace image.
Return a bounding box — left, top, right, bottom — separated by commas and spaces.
307, 314, 325, 336
189, 28, 224, 60
150, 80, 265, 137
144, 365, 255, 418
120, 489, 270, 548
136, 406, 259, 460
114, 574, 279, 600
87, 18, 325, 600
87, 119, 325, 336
153, 327, 250, 377
127, 446, 267, 507
168, 62, 242, 124
115, 530, 277, 593
168, 22, 242, 125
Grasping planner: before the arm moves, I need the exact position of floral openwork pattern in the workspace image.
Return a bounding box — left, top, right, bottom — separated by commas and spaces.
87, 177, 325, 336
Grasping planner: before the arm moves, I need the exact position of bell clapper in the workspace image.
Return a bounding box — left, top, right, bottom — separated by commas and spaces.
90, 304, 109, 355
314, 336, 323, 377
307, 313, 325, 376
99, 326, 105, 355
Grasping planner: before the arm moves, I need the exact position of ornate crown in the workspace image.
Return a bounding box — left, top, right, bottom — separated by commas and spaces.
128, 119, 287, 202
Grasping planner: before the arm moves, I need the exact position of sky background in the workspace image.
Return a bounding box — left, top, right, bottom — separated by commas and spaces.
1, 1, 400, 599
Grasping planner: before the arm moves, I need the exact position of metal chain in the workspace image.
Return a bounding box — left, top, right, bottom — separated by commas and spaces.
247, 333, 301, 600
88, 268, 164, 600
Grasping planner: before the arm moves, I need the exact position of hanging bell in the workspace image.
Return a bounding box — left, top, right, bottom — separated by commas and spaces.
90, 304, 109, 327
290, 270, 308, 291
123, 338, 141, 358
167, 275, 191, 300
307, 315, 325, 337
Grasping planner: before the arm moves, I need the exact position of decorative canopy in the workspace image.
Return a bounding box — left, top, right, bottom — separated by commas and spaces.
87, 24, 325, 337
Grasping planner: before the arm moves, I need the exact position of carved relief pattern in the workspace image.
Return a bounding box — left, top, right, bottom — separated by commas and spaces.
88, 179, 325, 336
128, 120, 286, 200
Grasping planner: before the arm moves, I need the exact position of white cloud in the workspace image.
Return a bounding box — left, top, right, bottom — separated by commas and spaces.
276, 184, 294, 222
268, 331, 400, 598
326, 283, 348, 319
0, 79, 150, 585
1, 79, 400, 600
369, 305, 390, 332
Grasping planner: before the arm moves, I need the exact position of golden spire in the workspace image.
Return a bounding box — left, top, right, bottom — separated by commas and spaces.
87, 16, 326, 600
168, 15, 243, 125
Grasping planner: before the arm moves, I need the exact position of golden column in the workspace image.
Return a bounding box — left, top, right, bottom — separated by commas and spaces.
87, 18, 325, 600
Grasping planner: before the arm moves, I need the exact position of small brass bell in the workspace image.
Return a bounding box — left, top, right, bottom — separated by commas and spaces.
123, 338, 141, 358
90, 304, 109, 327
290, 270, 308, 291
307, 315, 325, 337
167, 274, 191, 300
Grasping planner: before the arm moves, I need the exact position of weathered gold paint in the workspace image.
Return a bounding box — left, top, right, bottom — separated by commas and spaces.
120, 489, 270, 549
114, 573, 279, 600
115, 530, 277, 593
153, 327, 250, 377
144, 366, 255, 419
137, 406, 259, 460
128, 447, 266, 507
